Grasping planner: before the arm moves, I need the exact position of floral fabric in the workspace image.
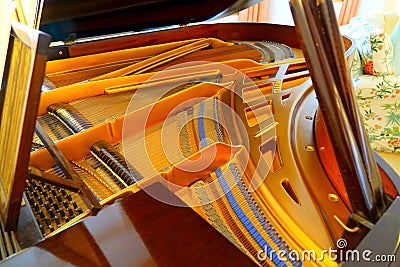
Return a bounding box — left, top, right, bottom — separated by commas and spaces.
370, 32, 395, 76
341, 17, 383, 75
355, 75, 400, 153
391, 21, 400, 75
350, 49, 363, 80
344, 14, 400, 153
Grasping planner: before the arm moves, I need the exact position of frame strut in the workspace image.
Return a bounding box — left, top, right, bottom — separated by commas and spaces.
34, 121, 102, 213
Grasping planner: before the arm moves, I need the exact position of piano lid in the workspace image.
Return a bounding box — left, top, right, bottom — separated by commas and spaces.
39, 0, 262, 43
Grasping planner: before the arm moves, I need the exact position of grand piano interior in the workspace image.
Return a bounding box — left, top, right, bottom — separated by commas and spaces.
0, 0, 399, 266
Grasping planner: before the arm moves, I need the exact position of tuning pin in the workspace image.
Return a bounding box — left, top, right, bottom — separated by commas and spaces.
47, 196, 54, 203
59, 209, 65, 217
43, 202, 51, 211
37, 197, 44, 206
52, 203, 60, 211
31, 202, 40, 211
51, 189, 58, 196
26, 182, 33, 192
61, 189, 67, 196
42, 217, 51, 227
41, 190, 48, 198
37, 209, 45, 220
53, 216, 61, 226
48, 208, 55, 218
68, 208, 74, 217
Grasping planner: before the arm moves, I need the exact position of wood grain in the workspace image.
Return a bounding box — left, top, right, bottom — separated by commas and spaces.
4, 183, 257, 266
63, 23, 299, 58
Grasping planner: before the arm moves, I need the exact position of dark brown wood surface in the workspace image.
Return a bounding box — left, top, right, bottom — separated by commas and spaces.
40, 0, 262, 41
65, 23, 299, 58
3, 183, 257, 266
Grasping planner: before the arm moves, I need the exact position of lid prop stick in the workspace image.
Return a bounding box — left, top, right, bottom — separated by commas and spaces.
289, 0, 387, 226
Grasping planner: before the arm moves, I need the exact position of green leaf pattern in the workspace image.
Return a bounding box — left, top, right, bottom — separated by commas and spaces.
370, 33, 395, 75
370, 33, 384, 53
351, 50, 363, 79
342, 17, 400, 153
355, 80, 400, 153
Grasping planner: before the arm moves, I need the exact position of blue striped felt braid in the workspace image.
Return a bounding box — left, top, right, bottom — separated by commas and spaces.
229, 163, 302, 267
215, 168, 288, 267
198, 101, 208, 148
197, 97, 302, 266
213, 97, 225, 143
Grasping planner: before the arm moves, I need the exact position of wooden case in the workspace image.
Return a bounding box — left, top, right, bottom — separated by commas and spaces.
14, 25, 340, 265
1, 0, 399, 266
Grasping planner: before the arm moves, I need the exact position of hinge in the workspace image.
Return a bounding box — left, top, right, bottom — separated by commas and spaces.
64, 33, 77, 45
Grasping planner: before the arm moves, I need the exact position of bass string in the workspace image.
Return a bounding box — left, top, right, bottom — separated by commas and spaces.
84, 154, 125, 191
48, 103, 93, 133
32, 114, 74, 151
72, 160, 117, 199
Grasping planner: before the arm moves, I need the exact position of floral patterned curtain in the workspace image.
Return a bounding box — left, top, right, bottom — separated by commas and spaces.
238, 0, 267, 22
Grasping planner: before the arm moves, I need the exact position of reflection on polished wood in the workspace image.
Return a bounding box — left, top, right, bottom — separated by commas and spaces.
4, 183, 256, 266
